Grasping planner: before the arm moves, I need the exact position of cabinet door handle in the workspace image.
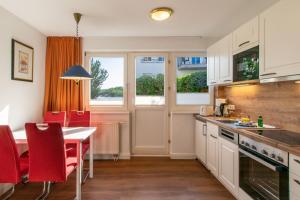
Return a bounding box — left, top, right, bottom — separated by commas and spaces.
294, 159, 300, 164
238, 41, 250, 47
223, 80, 232, 82
210, 135, 217, 139
294, 179, 300, 185
203, 124, 207, 136
210, 81, 216, 84
260, 72, 277, 76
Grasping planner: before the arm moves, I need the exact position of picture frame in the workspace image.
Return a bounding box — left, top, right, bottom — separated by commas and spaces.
11, 39, 34, 82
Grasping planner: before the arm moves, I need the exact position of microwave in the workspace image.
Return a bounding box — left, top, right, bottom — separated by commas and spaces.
233, 46, 259, 82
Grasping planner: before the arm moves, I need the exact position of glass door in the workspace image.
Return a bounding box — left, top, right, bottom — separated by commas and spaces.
129, 53, 169, 155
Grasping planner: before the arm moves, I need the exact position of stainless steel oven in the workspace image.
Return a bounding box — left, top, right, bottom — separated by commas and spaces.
239, 135, 289, 200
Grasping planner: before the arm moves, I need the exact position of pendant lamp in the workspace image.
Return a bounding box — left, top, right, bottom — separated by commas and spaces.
61, 13, 92, 84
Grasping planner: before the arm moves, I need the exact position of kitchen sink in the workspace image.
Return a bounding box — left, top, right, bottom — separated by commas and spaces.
216, 119, 238, 124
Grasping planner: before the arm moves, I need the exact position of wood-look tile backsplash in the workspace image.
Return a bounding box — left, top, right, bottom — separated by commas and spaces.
216, 81, 300, 132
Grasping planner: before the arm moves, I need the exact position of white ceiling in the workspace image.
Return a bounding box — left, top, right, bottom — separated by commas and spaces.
0, 0, 277, 37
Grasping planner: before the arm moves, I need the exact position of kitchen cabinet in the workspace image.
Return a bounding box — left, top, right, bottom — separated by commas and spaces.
207, 44, 218, 85
259, 0, 300, 80
207, 34, 232, 86
206, 122, 219, 177
290, 154, 300, 200
218, 137, 239, 197
195, 119, 207, 165
232, 16, 259, 53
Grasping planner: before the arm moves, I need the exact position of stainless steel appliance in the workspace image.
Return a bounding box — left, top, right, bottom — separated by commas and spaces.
239, 135, 289, 200
219, 128, 238, 144
215, 98, 227, 117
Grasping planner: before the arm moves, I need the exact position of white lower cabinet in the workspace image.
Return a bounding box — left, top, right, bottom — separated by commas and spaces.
218, 137, 239, 197
195, 119, 207, 165
290, 154, 300, 200
206, 122, 219, 177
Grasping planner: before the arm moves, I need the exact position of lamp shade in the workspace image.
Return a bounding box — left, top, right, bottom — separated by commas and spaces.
61, 65, 92, 80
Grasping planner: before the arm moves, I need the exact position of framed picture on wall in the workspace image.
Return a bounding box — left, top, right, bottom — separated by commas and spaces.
11, 39, 34, 82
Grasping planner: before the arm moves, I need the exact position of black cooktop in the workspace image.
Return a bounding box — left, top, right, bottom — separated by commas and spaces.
247, 129, 300, 146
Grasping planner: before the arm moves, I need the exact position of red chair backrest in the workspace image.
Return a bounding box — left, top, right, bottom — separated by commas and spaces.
44, 111, 66, 127
0, 125, 21, 184
25, 123, 67, 182
68, 111, 90, 127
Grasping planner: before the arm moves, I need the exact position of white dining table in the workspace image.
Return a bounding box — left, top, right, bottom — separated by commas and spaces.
13, 127, 97, 200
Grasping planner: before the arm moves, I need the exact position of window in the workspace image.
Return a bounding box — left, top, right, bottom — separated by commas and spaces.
135, 56, 165, 105
176, 56, 209, 105
89, 56, 125, 106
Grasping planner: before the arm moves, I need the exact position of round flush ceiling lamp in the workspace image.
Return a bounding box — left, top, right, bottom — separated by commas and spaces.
150, 7, 173, 21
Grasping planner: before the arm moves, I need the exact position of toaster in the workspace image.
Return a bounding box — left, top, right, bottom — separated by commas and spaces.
199, 106, 214, 116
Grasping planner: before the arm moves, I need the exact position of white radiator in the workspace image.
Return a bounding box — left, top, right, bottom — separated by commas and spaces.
92, 121, 120, 159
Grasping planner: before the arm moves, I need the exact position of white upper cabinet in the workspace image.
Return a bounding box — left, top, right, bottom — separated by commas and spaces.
233, 16, 259, 53
259, 0, 300, 79
207, 44, 218, 85
218, 34, 233, 83
207, 34, 232, 85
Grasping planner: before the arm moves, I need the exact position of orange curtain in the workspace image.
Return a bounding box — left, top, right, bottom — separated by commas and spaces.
43, 37, 84, 113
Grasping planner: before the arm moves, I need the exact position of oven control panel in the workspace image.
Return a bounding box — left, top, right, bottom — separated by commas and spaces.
239, 135, 288, 166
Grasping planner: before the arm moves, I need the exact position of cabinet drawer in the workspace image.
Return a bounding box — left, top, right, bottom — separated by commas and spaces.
207, 122, 219, 138
290, 154, 300, 175
290, 172, 300, 195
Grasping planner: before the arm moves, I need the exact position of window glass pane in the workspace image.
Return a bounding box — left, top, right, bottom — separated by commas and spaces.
90, 57, 124, 105
135, 56, 165, 105
176, 56, 209, 105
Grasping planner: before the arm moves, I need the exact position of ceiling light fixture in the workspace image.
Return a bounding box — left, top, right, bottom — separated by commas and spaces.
150, 7, 173, 21
61, 13, 92, 84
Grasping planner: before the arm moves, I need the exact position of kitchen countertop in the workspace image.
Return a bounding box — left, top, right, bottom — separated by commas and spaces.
194, 114, 300, 157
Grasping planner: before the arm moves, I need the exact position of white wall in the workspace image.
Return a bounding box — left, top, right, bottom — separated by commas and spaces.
0, 6, 46, 195
83, 36, 216, 52
0, 6, 46, 130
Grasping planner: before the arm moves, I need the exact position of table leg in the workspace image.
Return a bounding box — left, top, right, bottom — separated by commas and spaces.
89, 135, 94, 178
76, 142, 82, 200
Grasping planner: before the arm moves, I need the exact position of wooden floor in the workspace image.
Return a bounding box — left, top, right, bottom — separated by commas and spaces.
11, 158, 235, 200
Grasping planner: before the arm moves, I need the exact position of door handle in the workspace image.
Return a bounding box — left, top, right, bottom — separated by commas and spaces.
260, 72, 277, 76
294, 179, 300, 185
238, 41, 250, 47
203, 124, 207, 136
210, 135, 217, 139
294, 159, 300, 164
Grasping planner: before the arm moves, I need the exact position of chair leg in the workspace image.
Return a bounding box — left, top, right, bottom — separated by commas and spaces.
40, 182, 51, 200
35, 182, 46, 200
2, 186, 15, 200
81, 158, 89, 184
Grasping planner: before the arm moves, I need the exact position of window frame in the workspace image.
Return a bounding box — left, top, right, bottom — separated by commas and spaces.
84, 52, 128, 111
170, 52, 214, 111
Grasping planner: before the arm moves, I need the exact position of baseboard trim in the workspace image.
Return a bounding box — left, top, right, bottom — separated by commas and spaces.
170, 153, 196, 159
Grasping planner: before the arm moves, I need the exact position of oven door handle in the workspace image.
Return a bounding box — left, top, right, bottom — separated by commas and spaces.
239, 149, 283, 172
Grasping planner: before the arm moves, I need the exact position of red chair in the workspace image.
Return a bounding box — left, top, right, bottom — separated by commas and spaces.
44, 111, 66, 127
0, 125, 29, 199
66, 111, 90, 183
25, 123, 77, 199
